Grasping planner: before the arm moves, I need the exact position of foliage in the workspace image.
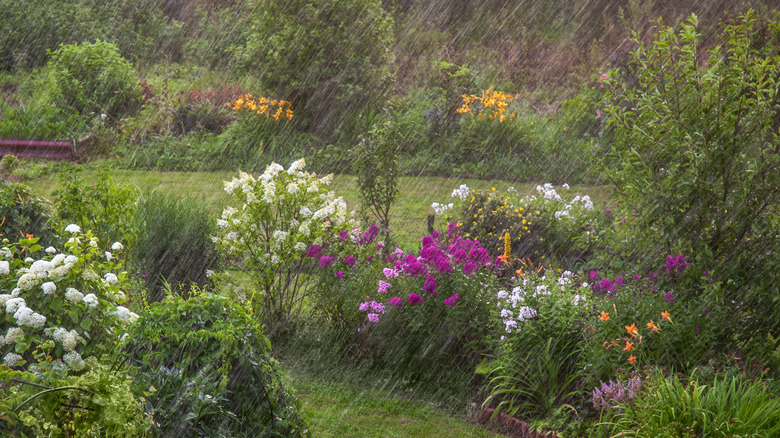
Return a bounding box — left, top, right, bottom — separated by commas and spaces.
124, 291, 309, 437
48, 41, 141, 117
51, 169, 139, 250
0, 226, 136, 372
0, 359, 150, 437
236, 0, 395, 137
602, 370, 780, 437
214, 159, 352, 328
600, 12, 780, 343
0, 100, 86, 140
353, 121, 399, 243
0, 181, 56, 246
130, 191, 220, 302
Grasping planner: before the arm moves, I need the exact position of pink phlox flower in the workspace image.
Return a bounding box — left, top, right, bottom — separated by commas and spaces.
367, 313, 379, 323
359, 301, 371, 312
408, 293, 424, 306
383, 268, 398, 279
377, 281, 392, 294
344, 255, 356, 266
444, 293, 461, 308
423, 274, 437, 295
596, 109, 602, 119
319, 255, 334, 268
335, 271, 344, 279
388, 296, 403, 308
370, 301, 386, 313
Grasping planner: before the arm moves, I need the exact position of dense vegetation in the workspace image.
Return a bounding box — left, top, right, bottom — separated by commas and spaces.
1, 1, 779, 436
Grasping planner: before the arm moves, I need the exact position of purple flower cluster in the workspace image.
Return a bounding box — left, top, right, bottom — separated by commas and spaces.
360, 223, 380, 245
592, 376, 642, 411
590, 271, 625, 296
388, 296, 403, 308
408, 293, 424, 306
444, 293, 461, 308
665, 254, 690, 275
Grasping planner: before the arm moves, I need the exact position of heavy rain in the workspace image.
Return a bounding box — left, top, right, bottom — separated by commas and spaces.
1, 0, 779, 436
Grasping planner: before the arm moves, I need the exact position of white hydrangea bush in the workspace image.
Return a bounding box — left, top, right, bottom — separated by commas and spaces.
0, 227, 136, 371
214, 159, 353, 324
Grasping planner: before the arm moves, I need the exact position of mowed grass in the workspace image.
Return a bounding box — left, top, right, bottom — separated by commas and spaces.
284, 369, 497, 438
30, 166, 611, 249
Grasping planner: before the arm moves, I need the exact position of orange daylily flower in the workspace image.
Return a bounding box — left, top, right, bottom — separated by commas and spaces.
647, 320, 660, 333
628, 355, 637, 365
661, 311, 672, 323
625, 323, 639, 338
623, 341, 635, 351
600, 311, 610, 321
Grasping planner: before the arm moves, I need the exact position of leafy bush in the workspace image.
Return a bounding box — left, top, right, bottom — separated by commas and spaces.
602, 371, 780, 437
51, 170, 139, 250
353, 121, 399, 241
0, 101, 86, 140
600, 12, 780, 343
0, 181, 56, 246
0, 225, 136, 371
131, 192, 220, 302
124, 291, 310, 437
235, 0, 395, 137
48, 41, 141, 117
214, 159, 352, 328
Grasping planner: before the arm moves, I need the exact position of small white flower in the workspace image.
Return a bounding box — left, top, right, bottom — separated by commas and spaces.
6, 297, 26, 314
64, 224, 81, 234
42, 282, 57, 295
217, 219, 229, 228
63, 350, 85, 371
83, 293, 98, 308
89, 240, 98, 248
65, 288, 84, 304
45, 246, 57, 254
111, 242, 124, 251
105, 251, 113, 261
14, 306, 46, 329
562, 183, 570, 190
4, 327, 25, 344
64, 255, 79, 264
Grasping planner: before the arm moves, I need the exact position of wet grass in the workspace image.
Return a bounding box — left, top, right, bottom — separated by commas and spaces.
30, 165, 611, 250
284, 368, 497, 438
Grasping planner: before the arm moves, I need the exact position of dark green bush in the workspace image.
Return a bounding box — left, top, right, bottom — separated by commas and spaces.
48, 41, 141, 117
124, 292, 310, 437
0, 180, 56, 245
600, 11, 780, 344
235, 0, 395, 137
131, 192, 219, 302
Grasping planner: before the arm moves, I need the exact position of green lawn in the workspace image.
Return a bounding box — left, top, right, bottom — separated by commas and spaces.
30, 166, 611, 249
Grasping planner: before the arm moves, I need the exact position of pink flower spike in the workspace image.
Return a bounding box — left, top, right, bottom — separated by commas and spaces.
596, 109, 602, 119
367, 313, 379, 323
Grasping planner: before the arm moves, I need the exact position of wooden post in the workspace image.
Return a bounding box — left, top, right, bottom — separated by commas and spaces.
427, 214, 434, 235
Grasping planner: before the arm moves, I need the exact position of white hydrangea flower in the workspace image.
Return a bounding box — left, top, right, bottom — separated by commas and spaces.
104, 251, 112, 261
42, 282, 57, 295
4, 327, 24, 344
286, 182, 299, 194
289, 158, 306, 173
51, 254, 66, 266
64, 224, 81, 233
24, 257, 34, 263
52, 327, 78, 350
89, 240, 98, 248
30, 260, 54, 275
217, 219, 229, 228
10, 288, 19, 297
113, 306, 138, 324
63, 351, 85, 371
64, 255, 79, 265
81, 269, 99, 282
111, 242, 124, 251
45, 246, 57, 254
0, 247, 11, 258
83, 293, 98, 308
14, 307, 46, 329
0, 294, 12, 307
0, 260, 8, 275
67, 237, 80, 244
103, 273, 118, 285
65, 288, 84, 304
6, 297, 26, 314
3, 352, 23, 367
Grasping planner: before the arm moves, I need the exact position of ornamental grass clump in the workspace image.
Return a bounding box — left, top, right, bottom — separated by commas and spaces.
214, 158, 352, 329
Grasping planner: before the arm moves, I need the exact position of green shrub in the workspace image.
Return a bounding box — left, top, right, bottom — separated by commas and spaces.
0, 101, 86, 140
124, 291, 310, 437
48, 41, 141, 117
603, 370, 780, 437
600, 11, 780, 344
353, 121, 399, 242
51, 169, 139, 250
235, 0, 395, 137
131, 192, 219, 303
0, 181, 56, 245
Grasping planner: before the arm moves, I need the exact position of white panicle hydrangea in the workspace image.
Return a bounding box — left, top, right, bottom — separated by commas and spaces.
63, 351, 85, 371
104, 273, 119, 285
64, 224, 81, 233
113, 306, 139, 324
64, 255, 79, 265
3, 352, 23, 367
294, 242, 306, 252
289, 158, 306, 173
30, 260, 54, 276
83, 293, 98, 308
14, 307, 46, 329
6, 297, 26, 314
451, 184, 470, 200
224, 178, 240, 195
42, 282, 57, 295
217, 219, 229, 228
298, 222, 311, 237
4, 327, 24, 344
53, 327, 78, 350
273, 230, 288, 243
299, 206, 312, 217
0, 260, 9, 275
89, 240, 98, 248
45, 246, 57, 254
264, 163, 284, 179
25, 257, 34, 263
0, 294, 12, 307
111, 242, 124, 251
286, 182, 299, 194
65, 288, 84, 304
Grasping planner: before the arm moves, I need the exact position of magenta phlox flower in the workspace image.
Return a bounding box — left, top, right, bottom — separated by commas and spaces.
421, 235, 436, 248
388, 296, 403, 308
665, 254, 690, 275
338, 230, 349, 241
423, 274, 437, 295
663, 292, 675, 303
367, 313, 379, 322
359, 302, 371, 312
432, 230, 442, 239
377, 280, 392, 294
391, 248, 404, 260
319, 255, 334, 268
335, 271, 344, 279
306, 244, 323, 258
470, 247, 490, 265
383, 268, 398, 279
444, 293, 461, 308
403, 260, 426, 277
436, 258, 453, 275
344, 255, 356, 266
370, 301, 386, 313
446, 222, 460, 239
420, 246, 445, 263
596, 109, 602, 119
360, 223, 380, 245
463, 261, 477, 275
451, 248, 468, 265
408, 293, 424, 306
375, 242, 384, 252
